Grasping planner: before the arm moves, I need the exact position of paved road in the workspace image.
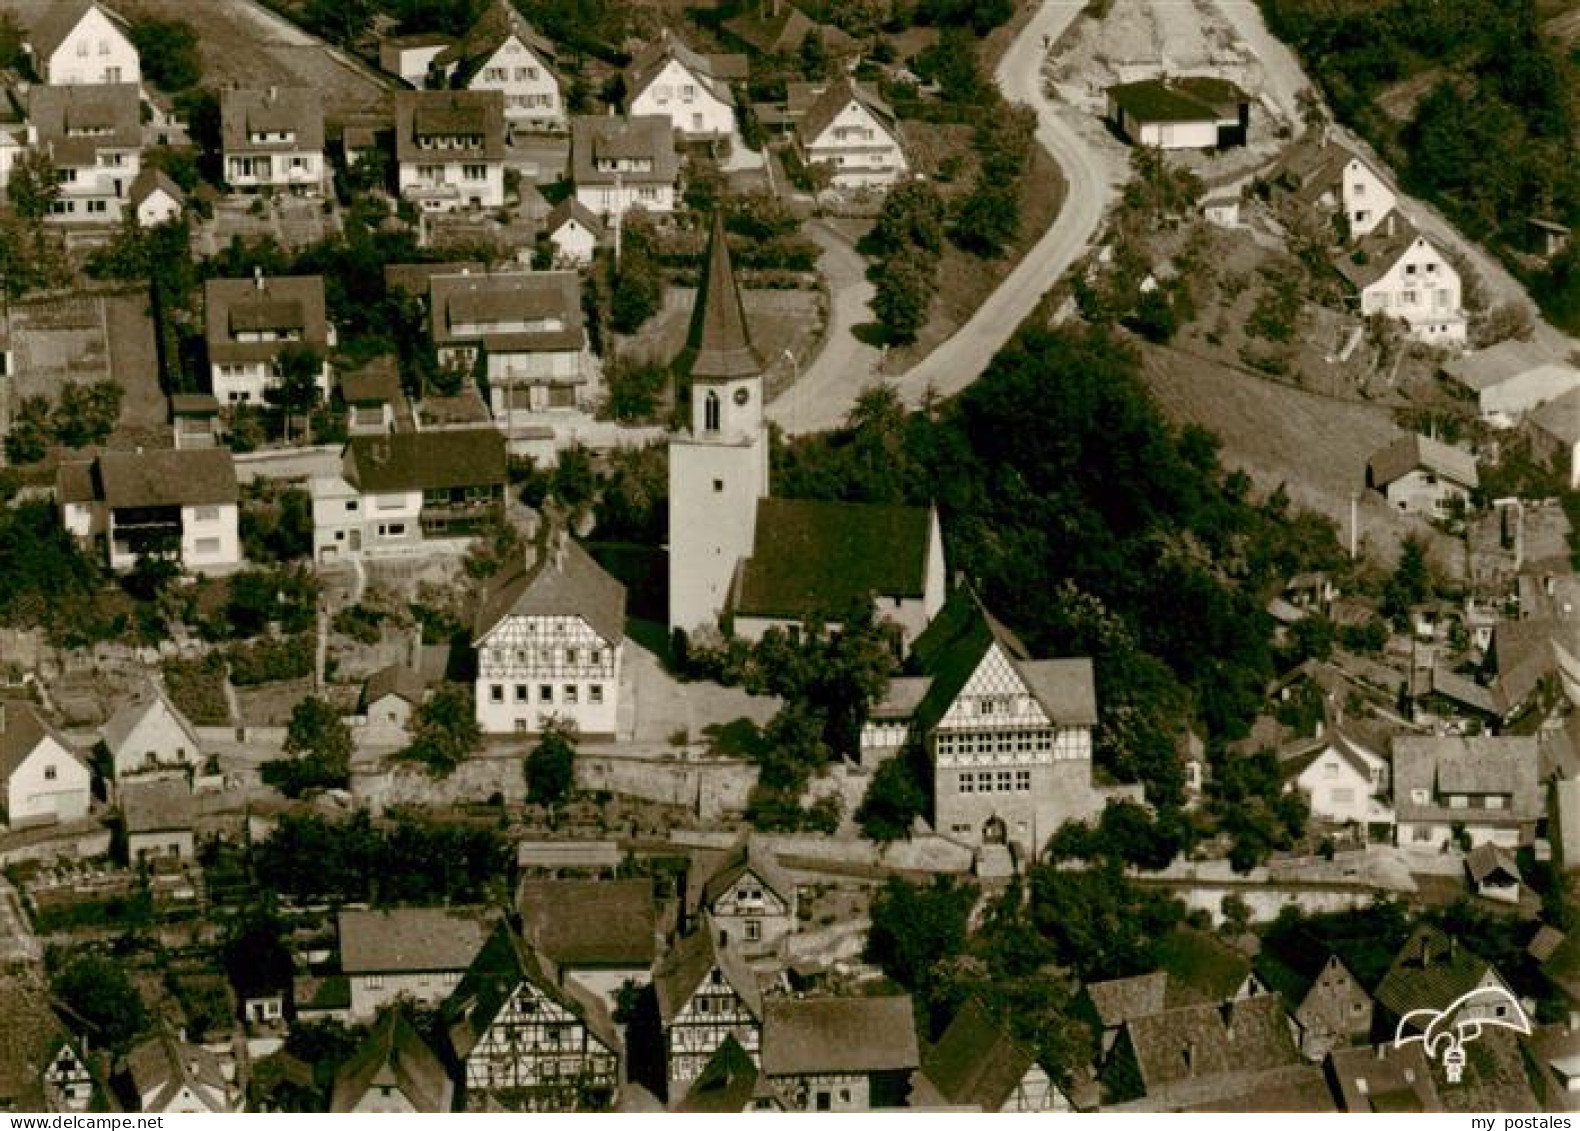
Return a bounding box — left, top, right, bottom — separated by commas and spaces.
769, 0, 1114, 435
1211, 0, 1580, 359
765, 222, 880, 434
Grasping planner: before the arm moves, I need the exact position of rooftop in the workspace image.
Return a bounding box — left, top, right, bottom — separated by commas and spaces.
1366, 433, 1479, 491
338, 906, 497, 974
473, 530, 626, 646
761, 995, 919, 1077
342, 428, 507, 494
221, 87, 325, 154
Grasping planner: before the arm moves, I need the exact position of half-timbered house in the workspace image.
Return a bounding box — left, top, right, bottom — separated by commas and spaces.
908, 999, 1069, 1112
760, 995, 919, 1111
444, 921, 621, 1111
652, 921, 763, 1097
695, 838, 797, 956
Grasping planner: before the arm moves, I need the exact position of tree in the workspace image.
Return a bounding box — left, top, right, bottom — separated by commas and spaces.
131, 17, 200, 90
8, 148, 59, 222
1382, 535, 1432, 620
400, 684, 481, 776
868, 181, 947, 258
525, 720, 577, 806
798, 28, 830, 80
264, 696, 352, 797
855, 752, 928, 842
223, 910, 293, 1001
871, 248, 934, 344
52, 381, 123, 449
269, 344, 325, 443
0, 11, 25, 72
865, 875, 978, 994
50, 954, 149, 1053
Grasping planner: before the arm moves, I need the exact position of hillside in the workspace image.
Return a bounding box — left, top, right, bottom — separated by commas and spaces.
1258, 0, 1580, 333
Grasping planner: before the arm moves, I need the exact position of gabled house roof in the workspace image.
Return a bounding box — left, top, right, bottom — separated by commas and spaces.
761, 995, 918, 1077
1531, 386, 1580, 446
429, 270, 585, 354
1391, 734, 1542, 827
384, 261, 487, 301
1325, 1043, 1441, 1113
625, 35, 746, 111
342, 428, 507, 494
675, 1034, 778, 1113
0, 971, 92, 1112
1278, 726, 1382, 787
220, 88, 325, 155
90, 448, 239, 510
904, 587, 1097, 737
205, 274, 329, 364
1118, 994, 1299, 1097
338, 355, 403, 406
30, 0, 126, 64
122, 777, 194, 835
28, 82, 141, 166
1366, 433, 1478, 491
102, 685, 202, 762
732, 499, 937, 624
1267, 139, 1385, 209
796, 78, 900, 148
651, 921, 763, 1026
339, 907, 497, 975
128, 167, 186, 210
473, 531, 626, 646
1373, 925, 1505, 1022
698, 835, 796, 909
570, 114, 679, 187
1155, 926, 1256, 1005
1255, 930, 1365, 1014
394, 90, 505, 163
517, 878, 656, 970
687, 210, 760, 380
545, 196, 604, 240
722, 3, 854, 57
330, 1010, 451, 1113
1443, 339, 1576, 393
1084, 971, 1171, 1030
125, 1029, 231, 1112
910, 999, 1041, 1111
363, 663, 424, 708
0, 702, 82, 784
1466, 841, 1521, 886
1331, 215, 1436, 292
434, 0, 558, 85
443, 920, 621, 1063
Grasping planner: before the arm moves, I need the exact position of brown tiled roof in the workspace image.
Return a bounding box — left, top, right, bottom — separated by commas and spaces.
0, 702, 80, 785
330, 1010, 452, 1113
98, 448, 238, 509
913, 999, 1038, 1111
28, 83, 141, 165
676, 1034, 767, 1113
221, 88, 325, 155
699, 835, 796, 909
762, 995, 917, 1077
1326, 1043, 1441, 1113
625, 36, 744, 110
545, 196, 604, 239
1331, 216, 1432, 292
570, 114, 679, 187
430, 270, 585, 354
1531, 386, 1580, 446
687, 211, 761, 380
1392, 734, 1542, 827
473, 531, 626, 646
30, 0, 106, 63
1108, 77, 1247, 125
338, 355, 403, 406
126, 1030, 229, 1112
338, 907, 497, 974
129, 167, 185, 209
1466, 841, 1520, 886
0, 971, 77, 1111
1443, 340, 1569, 392
395, 90, 505, 163
517, 879, 656, 969
651, 920, 762, 1026
205, 275, 329, 364
364, 663, 424, 707
383, 261, 486, 300
1121, 995, 1298, 1096
435, 0, 558, 79
1374, 926, 1505, 1021
1366, 433, 1478, 490
121, 777, 194, 834
55, 460, 96, 506
1085, 972, 1170, 1030
733, 499, 934, 622
796, 78, 899, 148
343, 428, 507, 494
103, 685, 201, 762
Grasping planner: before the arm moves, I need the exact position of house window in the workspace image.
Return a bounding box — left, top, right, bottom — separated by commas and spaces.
704, 390, 720, 431
959, 772, 974, 794
44, 765, 57, 781
590, 685, 604, 705
591, 649, 602, 666
515, 684, 528, 702
745, 919, 762, 941
697, 997, 711, 1015
539, 684, 552, 703
997, 770, 1013, 791
1331, 788, 1355, 805
1015, 770, 1031, 791
565, 649, 578, 665
564, 685, 578, 704
490, 685, 504, 703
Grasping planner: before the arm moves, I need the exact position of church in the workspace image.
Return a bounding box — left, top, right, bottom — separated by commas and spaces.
667, 214, 946, 645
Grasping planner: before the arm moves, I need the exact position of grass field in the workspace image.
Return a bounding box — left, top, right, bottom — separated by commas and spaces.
1140, 342, 1462, 571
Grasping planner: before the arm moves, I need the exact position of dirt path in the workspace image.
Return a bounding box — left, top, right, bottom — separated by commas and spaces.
769, 0, 1115, 435
763, 221, 881, 433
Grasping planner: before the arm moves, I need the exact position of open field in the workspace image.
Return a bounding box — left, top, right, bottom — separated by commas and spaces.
1140, 342, 1462, 570
113, 0, 393, 120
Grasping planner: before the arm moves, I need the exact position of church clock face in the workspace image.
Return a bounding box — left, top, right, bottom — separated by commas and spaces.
734, 387, 750, 406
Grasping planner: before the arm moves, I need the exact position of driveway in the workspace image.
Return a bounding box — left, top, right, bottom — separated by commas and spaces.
768, 1, 1116, 433
764, 221, 881, 434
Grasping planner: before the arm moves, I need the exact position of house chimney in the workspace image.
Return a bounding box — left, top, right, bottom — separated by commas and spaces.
254, 266, 265, 291
1568, 1012, 1579, 1034
554, 528, 568, 570
1419, 933, 1432, 967
267, 85, 278, 104
1386, 212, 1395, 237
1183, 1041, 1197, 1076
1376, 1043, 1388, 1060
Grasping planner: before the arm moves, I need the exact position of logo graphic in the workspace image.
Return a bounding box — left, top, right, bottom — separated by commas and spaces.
1393, 986, 1533, 1082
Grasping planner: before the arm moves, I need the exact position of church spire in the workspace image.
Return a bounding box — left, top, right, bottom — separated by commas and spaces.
687, 211, 761, 380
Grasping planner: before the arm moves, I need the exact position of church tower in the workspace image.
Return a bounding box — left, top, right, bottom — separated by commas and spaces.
667, 212, 770, 636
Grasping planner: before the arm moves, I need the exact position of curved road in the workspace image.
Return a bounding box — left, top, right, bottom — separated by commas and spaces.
767, 0, 1114, 435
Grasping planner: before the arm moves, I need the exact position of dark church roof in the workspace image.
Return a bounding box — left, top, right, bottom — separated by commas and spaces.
687, 211, 761, 381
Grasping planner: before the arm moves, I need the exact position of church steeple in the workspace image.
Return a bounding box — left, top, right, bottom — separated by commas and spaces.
688, 211, 762, 381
